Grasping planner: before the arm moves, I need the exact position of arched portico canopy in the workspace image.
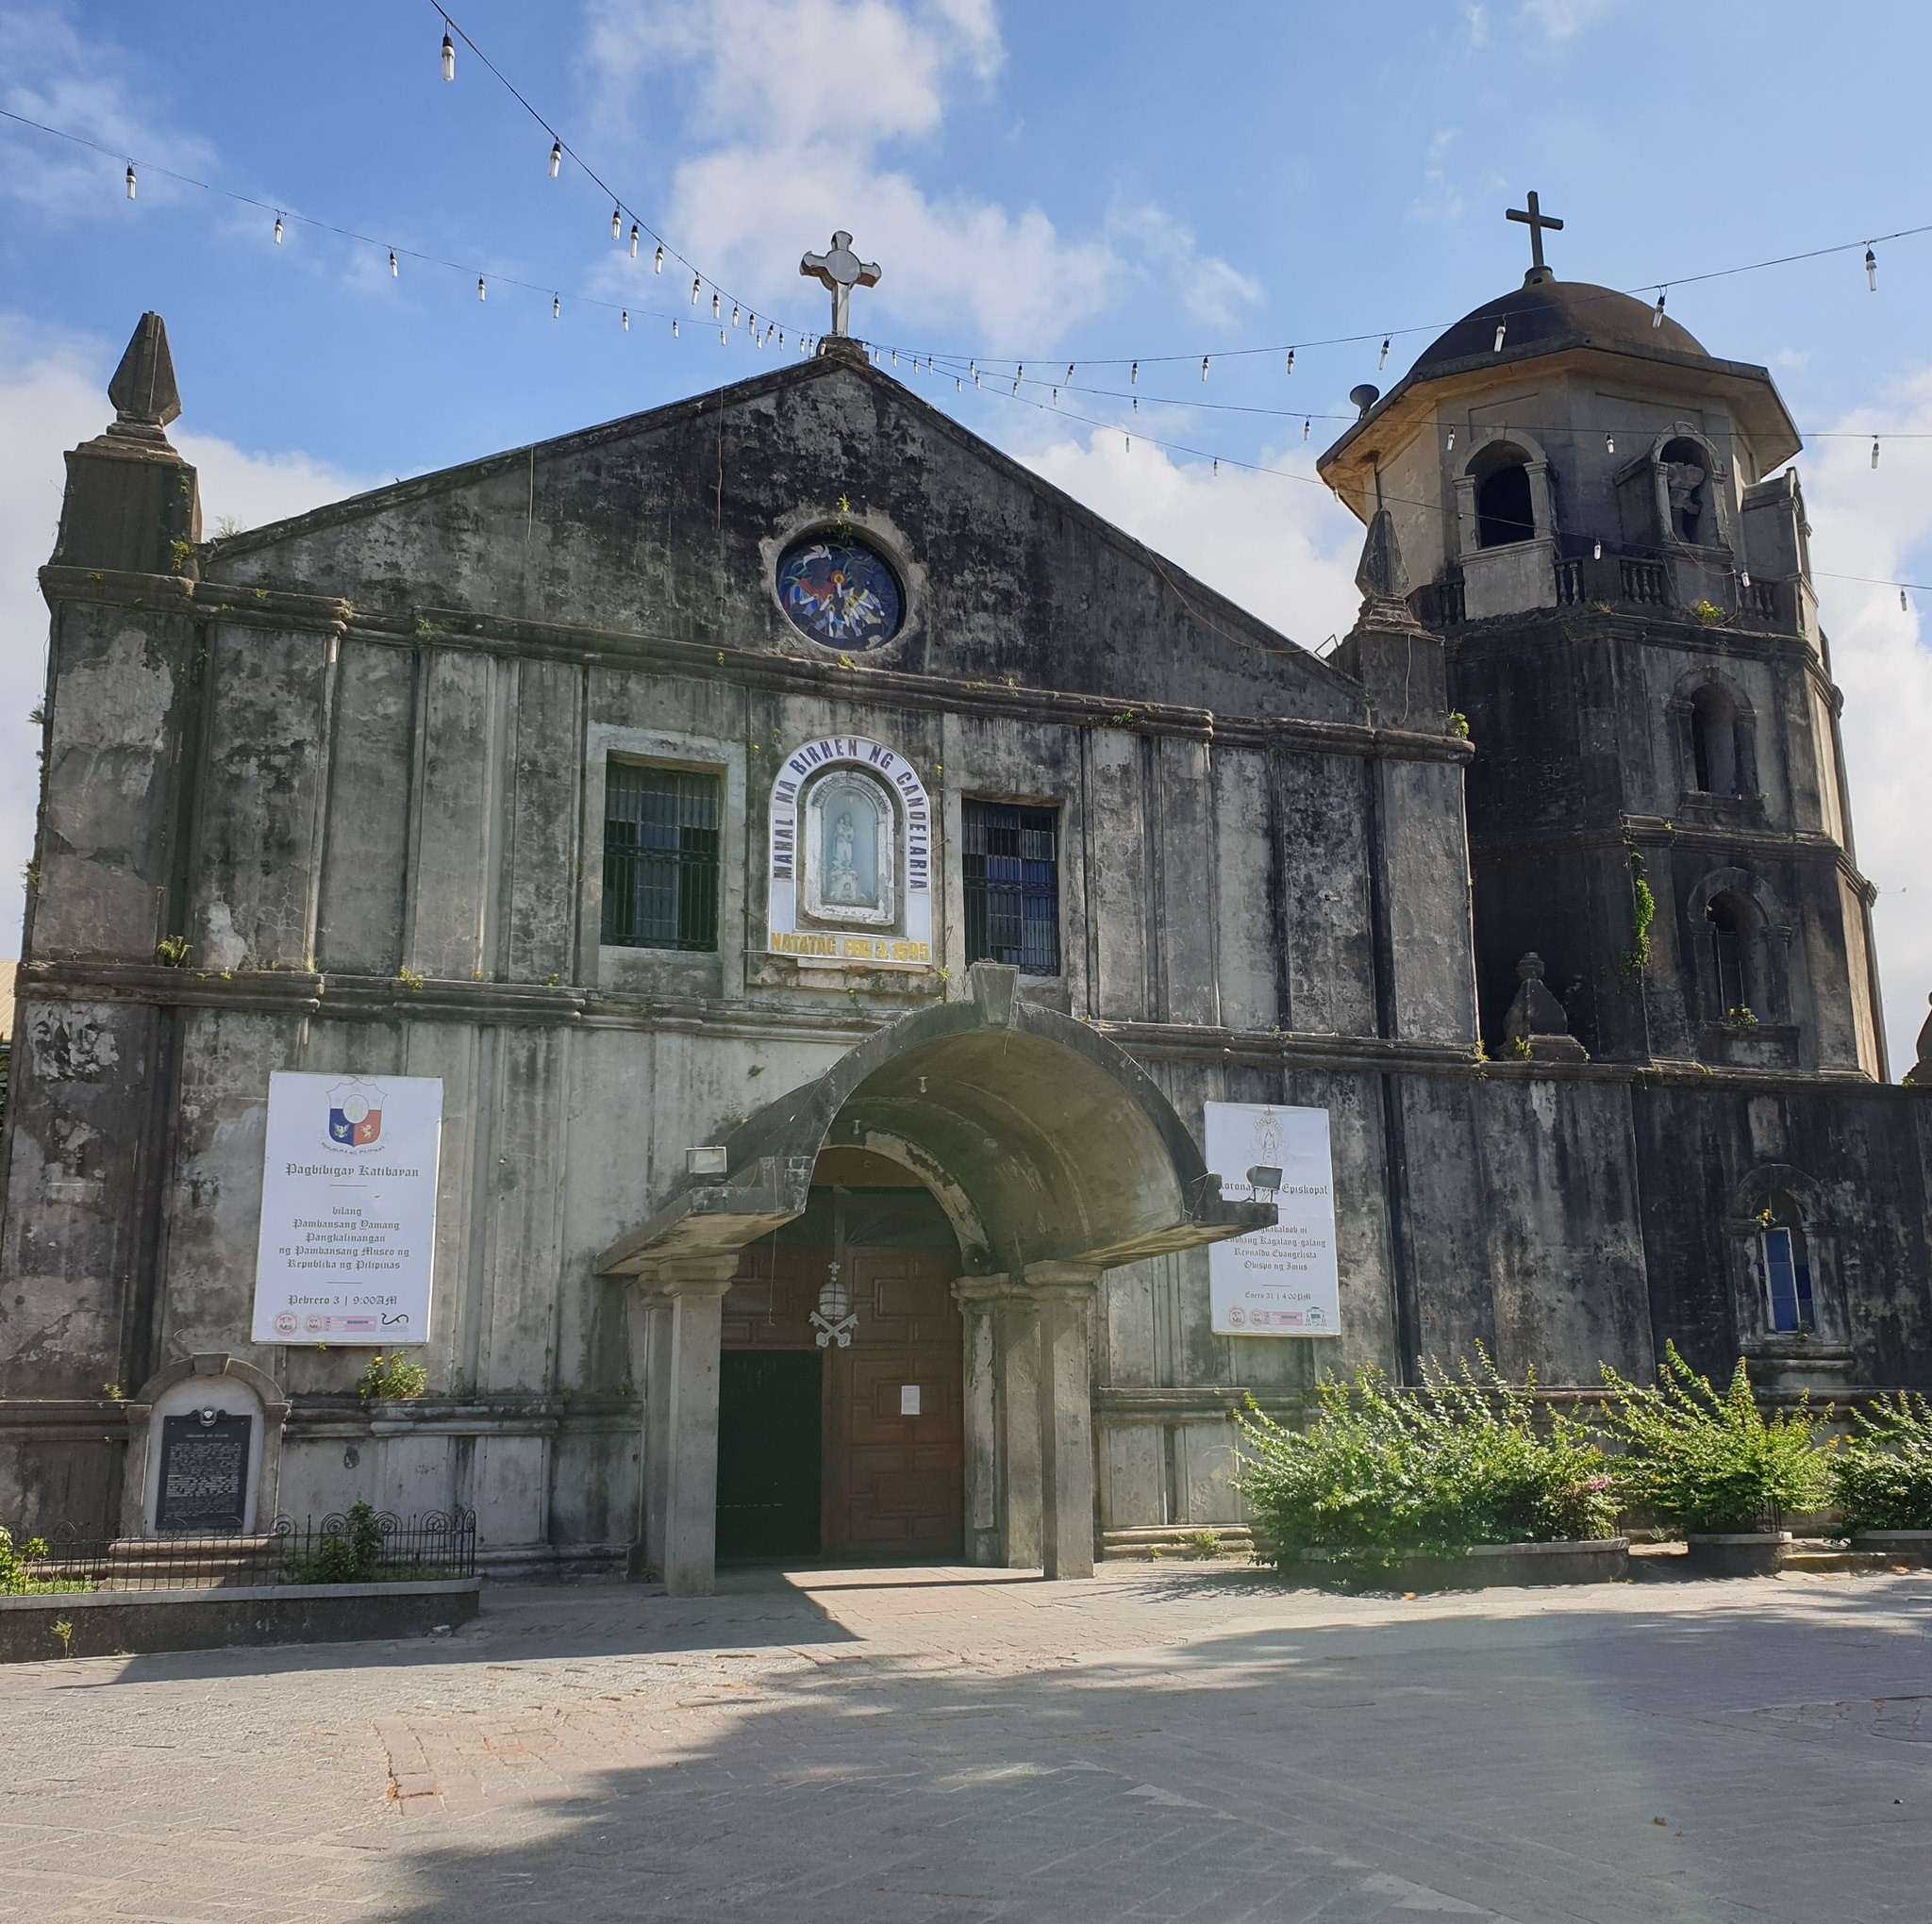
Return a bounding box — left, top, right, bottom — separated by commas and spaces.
595, 963, 1273, 1280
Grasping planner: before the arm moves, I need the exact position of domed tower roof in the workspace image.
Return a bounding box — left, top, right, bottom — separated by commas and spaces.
1409, 275, 1709, 378
1319, 266, 1799, 523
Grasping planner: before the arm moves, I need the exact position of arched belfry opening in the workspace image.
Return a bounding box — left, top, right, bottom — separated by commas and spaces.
1473, 445, 1537, 548
1690, 684, 1740, 793
596, 963, 1271, 1595
1660, 436, 1714, 544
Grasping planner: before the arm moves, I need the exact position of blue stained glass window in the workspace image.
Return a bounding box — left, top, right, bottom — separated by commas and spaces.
776, 538, 903, 648
1763, 1224, 1814, 1334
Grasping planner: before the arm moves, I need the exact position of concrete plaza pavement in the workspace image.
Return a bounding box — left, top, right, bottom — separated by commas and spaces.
4, 1560, 1931, 1921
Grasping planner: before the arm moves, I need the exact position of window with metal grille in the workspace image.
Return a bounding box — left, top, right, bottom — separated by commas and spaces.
602, 761, 721, 951
962, 800, 1060, 976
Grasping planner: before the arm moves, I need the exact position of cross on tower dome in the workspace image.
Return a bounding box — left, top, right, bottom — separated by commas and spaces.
800, 231, 882, 339
1506, 190, 1565, 283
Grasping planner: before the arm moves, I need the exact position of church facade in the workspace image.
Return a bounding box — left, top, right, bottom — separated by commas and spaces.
4, 245, 1929, 1590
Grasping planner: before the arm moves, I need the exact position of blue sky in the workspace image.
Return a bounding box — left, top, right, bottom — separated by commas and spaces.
5, 0, 1931, 1068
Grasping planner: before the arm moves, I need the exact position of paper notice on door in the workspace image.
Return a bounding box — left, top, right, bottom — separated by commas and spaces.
900, 1384, 922, 1416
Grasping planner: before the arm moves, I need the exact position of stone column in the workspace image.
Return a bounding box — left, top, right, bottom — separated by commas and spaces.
639, 1255, 739, 1597
956, 1274, 1043, 1570
1024, 1261, 1101, 1579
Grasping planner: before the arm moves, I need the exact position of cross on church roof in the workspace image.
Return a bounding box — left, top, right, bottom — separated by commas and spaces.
800, 231, 882, 340
1506, 191, 1564, 279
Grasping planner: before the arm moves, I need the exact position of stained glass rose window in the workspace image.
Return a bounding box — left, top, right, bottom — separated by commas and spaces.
775, 537, 904, 649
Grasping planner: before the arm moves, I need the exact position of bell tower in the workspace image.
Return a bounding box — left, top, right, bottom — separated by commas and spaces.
1319, 201, 1885, 1078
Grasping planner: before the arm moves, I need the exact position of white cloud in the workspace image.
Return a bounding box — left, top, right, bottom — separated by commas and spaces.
1019, 425, 1363, 651
0, 315, 375, 962
1802, 374, 1932, 1078
1518, 0, 1622, 38
584, 0, 1254, 352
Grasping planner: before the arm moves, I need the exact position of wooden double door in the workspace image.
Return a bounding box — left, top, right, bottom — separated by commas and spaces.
718, 1174, 964, 1561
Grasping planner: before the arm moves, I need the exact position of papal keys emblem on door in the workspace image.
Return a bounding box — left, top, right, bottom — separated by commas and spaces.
325, 1077, 385, 1151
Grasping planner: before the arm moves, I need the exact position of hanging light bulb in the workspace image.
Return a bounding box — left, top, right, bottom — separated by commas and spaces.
389, 249, 398, 277
1132, 396, 1139, 414
1202, 356, 1210, 381
1011, 376, 1019, 394
548, 140, 562, 179
1493, 319, 1507, 352
274, 213, 284, 243
1213, 458, 1220, 475
891, 349, 898, 365
712, 292, 721, 319
654, 243, 663, 274
777, 329, 785, 347
1740, 569, 1752, 589
125, 161, 136, 199
1379, 337, 1391, 370
1124, 435, 1131, 452
720, 327, 727, 345
974, 370, 980, 388
553, 293, 560, 319
477, 275, 486, 301
611, 207, 622, 241
956, 377, 963, 392
1051, 387, 1058, 404
1653, 289, 1667, 328
731, 303, 740, 327
622, 308, 629, 332
1066, 363, 1074, 381
1903, 588, 1910, 612
630, 224, 641, 259
1446, 426, 1456, 452
1130, 360, 1139, 385
1285, 347, 1295, 376
1606, 432, 1615, 454
1593, 539, 1603, 560
441, 29, 455, 80
691, 275, 701, 305
1866, 246, 1878, 292
1303, 417, 1311, 440
672, 319, 678, 337
1872, 437, 1881, 468
969, 359, 976, 377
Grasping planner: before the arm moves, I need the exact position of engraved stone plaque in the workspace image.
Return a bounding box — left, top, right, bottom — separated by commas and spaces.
155, 1412, 252, 1533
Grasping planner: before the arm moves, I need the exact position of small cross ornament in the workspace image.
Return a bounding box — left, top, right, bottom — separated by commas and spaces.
800, 230, 882, 338
1506, 191, 1564, 275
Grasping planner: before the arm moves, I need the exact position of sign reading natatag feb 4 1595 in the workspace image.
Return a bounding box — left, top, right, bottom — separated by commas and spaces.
1204, 1102, 1341, 1337
251, 1072, 443, 1346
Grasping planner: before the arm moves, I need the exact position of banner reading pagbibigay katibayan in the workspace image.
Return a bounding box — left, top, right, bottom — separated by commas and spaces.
251, 1071, 443, 1345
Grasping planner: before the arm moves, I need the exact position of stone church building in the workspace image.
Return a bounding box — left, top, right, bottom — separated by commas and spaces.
4, 231, 1929, 1591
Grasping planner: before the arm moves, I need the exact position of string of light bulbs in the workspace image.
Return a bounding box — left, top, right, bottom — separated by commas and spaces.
0, 104, 820, 360
428, 4, 812, 349
413, 2, 1932, 408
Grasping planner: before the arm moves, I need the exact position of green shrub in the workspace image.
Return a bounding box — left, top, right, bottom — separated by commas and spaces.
1599, 1345, 1830, 1533
1831, 1393, 1932, 1532
284, 1501, 385, 1584
356, 1352, 428, 1406
0, 1523, 92, 1595
1234, 1352, 1617, 1571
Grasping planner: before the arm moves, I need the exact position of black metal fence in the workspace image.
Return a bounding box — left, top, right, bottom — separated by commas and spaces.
9, 1508, 476, 1593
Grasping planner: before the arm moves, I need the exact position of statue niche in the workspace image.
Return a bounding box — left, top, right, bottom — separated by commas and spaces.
803, 770, 896, 928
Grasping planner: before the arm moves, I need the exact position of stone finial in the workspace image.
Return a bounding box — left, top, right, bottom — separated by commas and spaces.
1907, 991, 1932, 1087
1503, 952, 1588, 1063
1355, 506, 1410, 605
106, 312, 181, 441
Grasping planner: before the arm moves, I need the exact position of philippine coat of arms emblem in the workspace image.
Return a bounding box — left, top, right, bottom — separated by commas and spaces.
326, 1078, 384, 1151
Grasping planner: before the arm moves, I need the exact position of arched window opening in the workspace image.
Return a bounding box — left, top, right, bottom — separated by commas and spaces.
1690, 685, 1740, 794
1662, 437, 1712, 544
1475, 460, 1535, 549
1707, 891, 1752, 1016
1756, 1191, 1815, 1334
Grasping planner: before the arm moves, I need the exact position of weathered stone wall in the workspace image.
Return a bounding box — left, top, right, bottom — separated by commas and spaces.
4, 348, 1926, 1557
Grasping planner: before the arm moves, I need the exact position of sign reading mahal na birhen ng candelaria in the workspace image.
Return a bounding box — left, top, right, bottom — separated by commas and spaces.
251, 1071, 443, 1345
1205, 1102, 1341, 1336
768, 735, 933, 967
